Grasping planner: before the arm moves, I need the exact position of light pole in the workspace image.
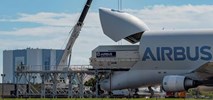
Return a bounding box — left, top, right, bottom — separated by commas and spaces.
1, 74, 6, 98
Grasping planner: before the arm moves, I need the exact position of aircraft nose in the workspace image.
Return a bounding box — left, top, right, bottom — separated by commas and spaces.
99, 7, 149, 43
99, 7, 110, 15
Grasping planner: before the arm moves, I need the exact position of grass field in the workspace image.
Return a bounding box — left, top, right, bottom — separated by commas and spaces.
1, 98, 210, 100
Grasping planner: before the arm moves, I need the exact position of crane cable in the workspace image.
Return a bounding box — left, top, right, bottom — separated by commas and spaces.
118, 0, 123, 45
118, 0, 122, 11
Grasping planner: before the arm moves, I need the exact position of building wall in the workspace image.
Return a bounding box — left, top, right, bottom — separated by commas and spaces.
42, 49, 51, 70
26, 49, 42, 83
50, 50, 56, 70
13, 49, 27, 83
3, 48, 64, 83
3, 50, 13, 83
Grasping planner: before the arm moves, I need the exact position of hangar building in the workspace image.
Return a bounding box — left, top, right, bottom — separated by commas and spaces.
3, 48, 64, 83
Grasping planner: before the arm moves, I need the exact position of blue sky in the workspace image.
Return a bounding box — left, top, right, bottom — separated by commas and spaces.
1, 0, 213, 82
1, 0, 213, 31
1, 0, 213, 15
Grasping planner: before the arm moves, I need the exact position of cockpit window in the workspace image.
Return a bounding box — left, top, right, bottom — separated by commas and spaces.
124, 32, 143, 44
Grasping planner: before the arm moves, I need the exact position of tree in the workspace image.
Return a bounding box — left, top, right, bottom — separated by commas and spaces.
84, 78, 96, 87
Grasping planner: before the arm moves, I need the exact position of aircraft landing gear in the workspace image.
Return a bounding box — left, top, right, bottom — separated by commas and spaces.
148, 86, 154, 98
108, 91, 113, 97
133, 88, 139, 98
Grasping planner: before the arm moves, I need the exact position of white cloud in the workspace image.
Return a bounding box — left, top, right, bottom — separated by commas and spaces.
1, 4, 213, 66
0, 12, 100, 27
2, 12, 77, 26
0, 26, 70, 37
125, 5, 213, 30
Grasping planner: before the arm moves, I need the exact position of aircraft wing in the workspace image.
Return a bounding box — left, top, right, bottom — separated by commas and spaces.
192, 62, 213, 80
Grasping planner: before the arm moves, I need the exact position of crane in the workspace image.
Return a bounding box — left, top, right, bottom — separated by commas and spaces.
58, 0, 93, 69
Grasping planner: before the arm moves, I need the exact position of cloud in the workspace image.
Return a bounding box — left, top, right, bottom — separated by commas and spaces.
0, 26, 69, 37
1, 4, 213, 66
0, 12, 100, 27
125, 5, 213, 30
0, 12, 76, 26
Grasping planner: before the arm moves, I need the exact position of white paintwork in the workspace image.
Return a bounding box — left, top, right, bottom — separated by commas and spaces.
58, 25, 81, 67
90, 45, 139, 68
99, 8, 149, 42
162, 75, 186, 92
97, 8, 213, 91
139, 30, 213, 70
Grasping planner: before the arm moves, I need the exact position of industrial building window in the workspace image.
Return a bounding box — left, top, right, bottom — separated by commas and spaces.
44, 61, 50, 70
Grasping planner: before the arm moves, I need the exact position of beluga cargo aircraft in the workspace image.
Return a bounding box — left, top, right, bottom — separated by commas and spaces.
90, 8, 213, 95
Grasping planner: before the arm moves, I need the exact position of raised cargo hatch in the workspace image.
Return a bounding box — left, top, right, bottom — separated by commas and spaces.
90, 45, 139, 69
124, 32, 143, 44
99, 8, 149, 44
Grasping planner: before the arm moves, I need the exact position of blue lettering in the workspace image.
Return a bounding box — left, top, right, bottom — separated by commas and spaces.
187, 46, 199, 61
200, 46, 212, 60
157, 47, 161, 61
174, 47, 186, 61
142, 46, 212, 61
142, 47, 156, 61
161, 47, 173, 61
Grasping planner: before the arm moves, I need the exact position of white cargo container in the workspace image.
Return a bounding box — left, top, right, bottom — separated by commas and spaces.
90, 45, 139, 69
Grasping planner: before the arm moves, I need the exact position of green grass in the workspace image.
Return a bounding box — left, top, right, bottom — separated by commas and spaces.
1, 98, 211, 100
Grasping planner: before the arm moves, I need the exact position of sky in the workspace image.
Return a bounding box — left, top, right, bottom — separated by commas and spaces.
1, 0, 213, 82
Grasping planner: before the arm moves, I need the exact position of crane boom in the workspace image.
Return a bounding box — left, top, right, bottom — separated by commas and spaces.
58, 0, 93, 68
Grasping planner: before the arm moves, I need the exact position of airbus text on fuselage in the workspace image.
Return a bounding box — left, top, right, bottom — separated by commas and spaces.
142, 46, 212, 61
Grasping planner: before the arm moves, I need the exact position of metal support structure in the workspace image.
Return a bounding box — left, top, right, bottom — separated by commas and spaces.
14, 66, 118, 98
15, 74, 18, 97
15, 73, 22, 98
58, 0, 93, 67
41, 74, 45, 98
109, 70, 112, 97
1, 74, 6, 98
52, 73, 57, 98
95, 70, 99, 98
148, 86, 154, 98
79, 72, 84, 98
32, 75, 36, 84
25, 73, 30, 97
68, 73, 73, 98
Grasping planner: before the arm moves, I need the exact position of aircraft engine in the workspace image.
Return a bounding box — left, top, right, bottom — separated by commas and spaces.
162, 75, 201, 92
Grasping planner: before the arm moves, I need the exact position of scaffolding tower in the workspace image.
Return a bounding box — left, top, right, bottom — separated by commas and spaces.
14, 65, 118, 98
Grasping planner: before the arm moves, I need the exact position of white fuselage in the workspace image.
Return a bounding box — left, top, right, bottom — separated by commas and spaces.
97, 8, 213, 91
100, 29, 213, 91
